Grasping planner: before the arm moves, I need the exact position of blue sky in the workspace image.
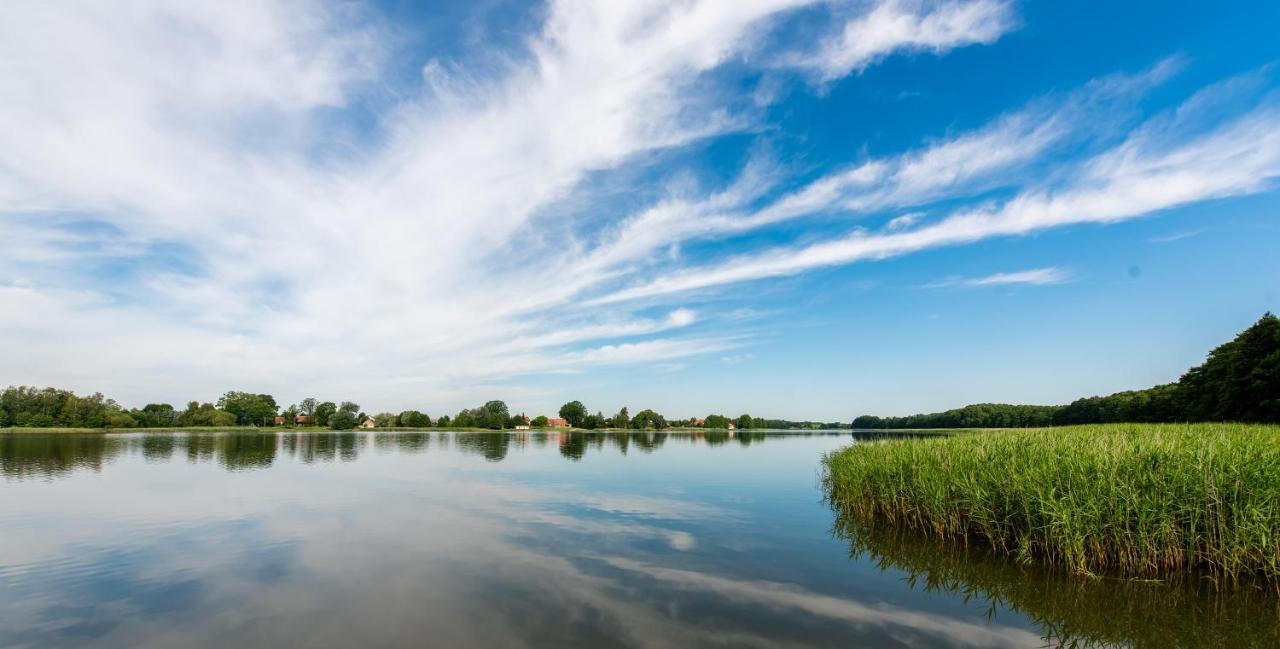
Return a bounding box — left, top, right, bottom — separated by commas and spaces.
1, 0, 1277, 420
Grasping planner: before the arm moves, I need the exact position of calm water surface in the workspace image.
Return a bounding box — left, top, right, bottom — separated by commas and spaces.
1, 431, 1276, 648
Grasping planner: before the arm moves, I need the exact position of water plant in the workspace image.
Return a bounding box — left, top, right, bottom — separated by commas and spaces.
823, 423, 1280, 583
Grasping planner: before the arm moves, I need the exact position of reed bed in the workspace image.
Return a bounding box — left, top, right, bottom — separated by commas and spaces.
822, 423, 1280, 583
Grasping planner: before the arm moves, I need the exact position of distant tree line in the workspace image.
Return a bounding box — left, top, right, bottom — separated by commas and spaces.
853, 312, 1280, 429
1, 384, 852, 434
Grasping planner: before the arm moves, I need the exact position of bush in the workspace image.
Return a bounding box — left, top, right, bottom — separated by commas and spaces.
329, 410, 359, 430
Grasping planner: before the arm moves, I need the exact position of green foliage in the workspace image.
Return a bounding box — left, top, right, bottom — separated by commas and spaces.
298, 397, 317, 416
852, 313, 1280, 428
530, 415, 548, 428
326, 402, 361, 430
743, 417, 845, 430
451, 409, 476, 427
735, 414, 752, 430
0, 386, 115, 428
612, 407, 629, 429
702, 414, 730, 429
478, 400, 509, 429
449, 401, 512, 429
630, 409, 666, 430
314, 401, 337, 427
1179, 311, 1279, 422
399, 410, 431, 427
824, 423, 1280, 581
852, 403, 1061, 429
216, 391, 279, 426
373, 412, 399, 427
329, 410, 359, 430
558, 400, 588, 428
176, 401, 236, 427
435, 414, 451, 427
132, 403, 177, 428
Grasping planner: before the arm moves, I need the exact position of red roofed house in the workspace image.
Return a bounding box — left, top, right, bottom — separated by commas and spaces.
547, 417, 570, 428
294, 415, 310, 426
273, 416, 287, 426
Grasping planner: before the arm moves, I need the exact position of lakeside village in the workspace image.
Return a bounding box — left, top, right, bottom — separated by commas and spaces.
273, 413, 742, 431
272, 413, 749, 433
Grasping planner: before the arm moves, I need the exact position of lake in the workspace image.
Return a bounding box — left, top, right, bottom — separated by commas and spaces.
1, 431, 1275, 648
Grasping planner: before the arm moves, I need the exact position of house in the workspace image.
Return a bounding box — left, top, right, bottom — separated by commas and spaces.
693, 418, 706, 427
547, 417, 570, 428
273, 416, 287, 426
360, 417, 376, 429
294, 415, 310, 426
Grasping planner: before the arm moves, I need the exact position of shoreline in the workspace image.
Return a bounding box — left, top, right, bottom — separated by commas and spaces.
0, 426, 842, 435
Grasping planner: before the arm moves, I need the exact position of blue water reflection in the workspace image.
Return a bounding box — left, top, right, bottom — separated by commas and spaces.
2, 431, 1258, 648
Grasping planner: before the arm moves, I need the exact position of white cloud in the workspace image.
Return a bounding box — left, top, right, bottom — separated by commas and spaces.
569, 59, 1178, 295
590, 77, 1280, 305
599, 556, 1043, 648
1148, 228, 1206, 243
0, 0, 851, 409
884, 213, 923, 231
1, 1, 1272, 417
922, 267, 1069, 289
796, 0, 1017, 82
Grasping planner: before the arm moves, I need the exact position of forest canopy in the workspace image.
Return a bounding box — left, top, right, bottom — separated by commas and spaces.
853, 312, 1280, 428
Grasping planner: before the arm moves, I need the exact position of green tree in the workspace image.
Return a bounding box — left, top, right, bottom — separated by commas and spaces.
704, 414, 730, 429
175, 401, 235, 427
452, 409, 476, 427
217, 391, 278, 426
1180, 312, 1280, 422
133, 403, 178, 428
106, 410, 137, 428
531, 415, 549, 428
329, 401, 361, 430
613, 407, 630, 429
314, 401, 337, 427
736, 414, 752, 430
478, 400, 510, 429
399, 410, 431, 427
373, 412, 399, 427
559, 400, 588, 428
298, 398, 318, 417
436, 414, 451, 427
584, 411, 607, 429
630, 409, 666, 430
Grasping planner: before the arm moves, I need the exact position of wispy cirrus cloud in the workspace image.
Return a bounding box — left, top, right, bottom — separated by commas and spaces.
2, 0, 1022, 410
571, 57, 1181, 299
0, 0, 1274, 416
921, 267, 1069, 289
792, 0, 1018, 82
1148, 229, 1207, 243
589, 69, 1280, 305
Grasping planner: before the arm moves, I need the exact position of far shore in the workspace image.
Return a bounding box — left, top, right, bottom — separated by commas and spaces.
0, 426, 858, 435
